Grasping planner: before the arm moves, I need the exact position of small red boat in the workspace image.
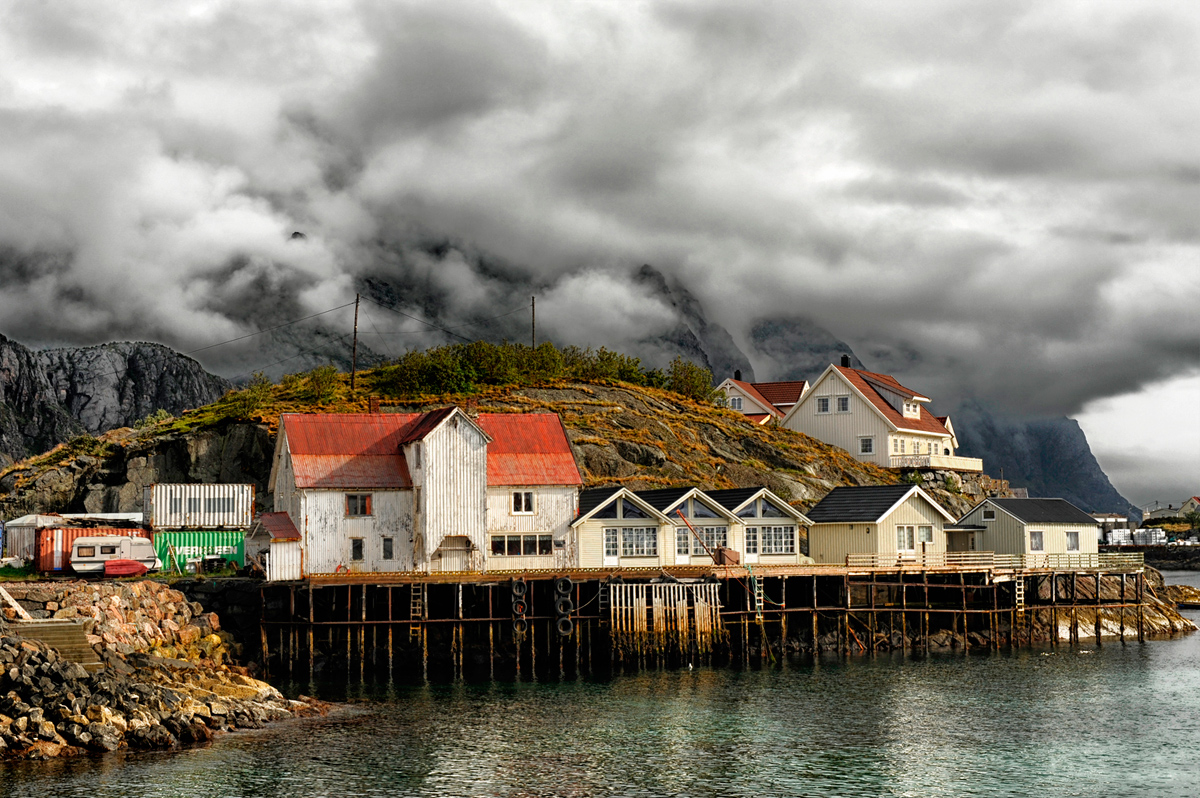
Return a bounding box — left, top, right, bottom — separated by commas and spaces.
104, 559, 150, 578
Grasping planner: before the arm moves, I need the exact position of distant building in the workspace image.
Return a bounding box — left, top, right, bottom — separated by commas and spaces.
780, 357, 982, 472
949, 498, 1100, 558
717, 372, 809, 424
805, 484, 956, 565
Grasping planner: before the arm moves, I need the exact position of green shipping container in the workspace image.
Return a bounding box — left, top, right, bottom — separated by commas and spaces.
153, 530, 246, 573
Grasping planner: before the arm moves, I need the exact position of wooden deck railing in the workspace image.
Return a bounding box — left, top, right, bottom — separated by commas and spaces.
889, 454, 985, 472
844, 551, 1144, 570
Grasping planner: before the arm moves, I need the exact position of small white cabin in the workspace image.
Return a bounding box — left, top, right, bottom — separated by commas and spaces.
948, 498, 1100, 558
805, 484, 956, 565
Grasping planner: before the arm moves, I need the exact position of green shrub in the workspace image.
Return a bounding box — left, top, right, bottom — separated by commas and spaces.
235, 372, 274, 417
667, 357, 716, 402
306, 364, 342, 404
133, 408, 173, 429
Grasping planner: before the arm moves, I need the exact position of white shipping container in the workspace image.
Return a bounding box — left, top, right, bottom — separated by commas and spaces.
143, 484, 255, 529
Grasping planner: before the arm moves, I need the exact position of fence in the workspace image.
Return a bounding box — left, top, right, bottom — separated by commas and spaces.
845, 551, 1144, 571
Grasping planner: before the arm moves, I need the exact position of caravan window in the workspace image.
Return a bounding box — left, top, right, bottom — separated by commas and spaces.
77, 546, 95, 557
100, 546, 117, 555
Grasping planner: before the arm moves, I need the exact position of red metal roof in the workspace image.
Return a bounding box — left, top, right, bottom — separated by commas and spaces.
744, 413, 773, 425
283, 413, 423, 489
729, 379, 783, 417
749, 380, 808, 407
260, 512, 300, 540
476, 414, 583, 486
834, 366, 950, 436
282, 410, 581, 489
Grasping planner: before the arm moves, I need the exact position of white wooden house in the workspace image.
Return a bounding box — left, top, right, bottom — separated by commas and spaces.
780, 357, 981, 472
477, 413, 583, 571
805, 484, 956, 565
947, 498, 1100, 560
717, 375, 809, 424
267, 408, 581, 578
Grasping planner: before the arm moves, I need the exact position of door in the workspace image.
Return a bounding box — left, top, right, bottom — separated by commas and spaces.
743, 526, 759, 564
603, 528, 619, 567
896, 525, 916, 559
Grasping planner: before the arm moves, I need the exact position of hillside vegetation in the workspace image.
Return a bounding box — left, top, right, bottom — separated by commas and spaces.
0, 341, 985, 517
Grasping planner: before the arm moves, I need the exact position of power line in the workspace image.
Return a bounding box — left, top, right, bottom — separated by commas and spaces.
183, 301, 358, 356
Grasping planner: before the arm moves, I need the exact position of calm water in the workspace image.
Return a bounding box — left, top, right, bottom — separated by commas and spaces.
3, 575, 1199, 797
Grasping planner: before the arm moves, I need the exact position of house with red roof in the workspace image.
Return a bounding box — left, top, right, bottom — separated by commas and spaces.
780, 357, 982, 472
267, 408, 581, 578
717, 371, 809, 424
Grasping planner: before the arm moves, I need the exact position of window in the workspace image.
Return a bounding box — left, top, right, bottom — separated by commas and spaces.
761, 500, 787, 518
1066, 531, 1079, 552
512, 491, 534, 514
691, 499, 718, 519
351, 538, 364, 561
412, 442, 421, 469
621, 527, 657, 557
595, 500, 619, 519
893, 438, 899, 453
730, 396, 743, 410
77, 546, 95, 557
896, 526, 915, 550
604, 528, 619, 558
737, 502, 758, 519
982, 508, 996, 521
1030, 530, 1044, 552
691, 526, 728, 555
621, 499, 648, 519
745, 527, 759, 554
836, 396, 850, 413
761, 526, 795, 554
382, 537, 394, 560
492, 534, 553, 556
101, 545, 117, 555
676, 527, 691, 555
918, 526, 933, 544
859, 437, 874, 455
816, 397, 830, 414
346, 494, 371, 517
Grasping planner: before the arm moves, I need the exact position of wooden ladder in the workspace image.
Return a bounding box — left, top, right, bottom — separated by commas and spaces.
599, 582, 610, 624
409, 584, 426, 641
751, 573, 764, 621
1014, 578, 1026, 611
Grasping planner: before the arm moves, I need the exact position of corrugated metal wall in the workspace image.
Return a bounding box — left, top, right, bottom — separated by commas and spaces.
152, 530, 246, 572
268, 540, 303, 581
301, 489, 415, 574
808, 523, 878, 564
420, 416, 487, 562
144, 484, 255, 529
36, 527, 151, 573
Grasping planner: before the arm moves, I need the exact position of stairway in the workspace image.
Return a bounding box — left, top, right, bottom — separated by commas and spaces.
11, 619, 104, 672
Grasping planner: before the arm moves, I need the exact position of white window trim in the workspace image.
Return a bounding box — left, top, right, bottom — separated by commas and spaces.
729, 396, 743, 411
512, 490, 535, 515
836, 395, 851, 413
1029, 530, 1044, 552
1066, 531, 1080, 552
816, 397, 831, 414
859, 436, 874, 455
982, 508, 996, 521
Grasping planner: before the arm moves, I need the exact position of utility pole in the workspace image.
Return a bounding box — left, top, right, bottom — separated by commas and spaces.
531, 295, 536, 348
351, 293, 360, 391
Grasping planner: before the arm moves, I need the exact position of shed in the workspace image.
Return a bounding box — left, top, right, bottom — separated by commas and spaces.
806, 484, 955, 564
949, 498, 1100, 558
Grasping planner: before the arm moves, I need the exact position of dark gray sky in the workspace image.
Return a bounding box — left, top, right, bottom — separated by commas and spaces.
0, 0, 1196, 506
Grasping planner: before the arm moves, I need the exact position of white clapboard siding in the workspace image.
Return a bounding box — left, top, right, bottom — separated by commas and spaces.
300, 490, 416, 574
419, 415, 488, 562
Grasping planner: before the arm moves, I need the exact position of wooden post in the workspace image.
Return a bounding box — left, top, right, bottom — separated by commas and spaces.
259, 587, 270, 677
1094, 572, 1103, 646
1137, 572, 1145, 643
308, 582, 315, 682
961, 572, 968, 653
900, 573, 907, 656
1051, 572, 1058, 648
812, 576, 820, 654
1119, 573, 1126, 643
1070, 572, 1079, 646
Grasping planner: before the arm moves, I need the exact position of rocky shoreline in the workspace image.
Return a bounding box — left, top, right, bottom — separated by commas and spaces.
0, 580, 328, 760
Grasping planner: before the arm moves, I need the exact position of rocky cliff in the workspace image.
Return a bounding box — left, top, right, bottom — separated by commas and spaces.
0, 334, 231, 467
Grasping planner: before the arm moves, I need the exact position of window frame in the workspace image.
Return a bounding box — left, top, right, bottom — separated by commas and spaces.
982, 508, 996, 521
816, 397, 831, 414
1029, 530, 1044, 552
836, 395, 850, 413
896, 525, 916, 552
491, 533, 554, 556
512, 490, 535, 515
382, 537, 394, 560
620, 526, 658, 557
1066, 531, 1080, 552
729, 396, 743, 411
760, 525, 795, 555
690, 525, 728, 555
346, 493, 372, 518
350, 538, 364, 561
859, 437, 874, 455
745, 526, 759, 555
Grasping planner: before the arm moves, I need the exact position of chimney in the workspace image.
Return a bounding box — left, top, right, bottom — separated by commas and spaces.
734, 369, 742, 381
840, 354, 851, 368
368, 396, 381, 414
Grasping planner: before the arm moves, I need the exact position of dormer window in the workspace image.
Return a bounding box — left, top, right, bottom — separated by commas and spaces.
730, 396, 743, 410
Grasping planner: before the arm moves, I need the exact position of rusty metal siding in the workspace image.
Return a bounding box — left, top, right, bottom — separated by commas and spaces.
268, 539, 303, 581
420, 415, 487, 564
300, 489, 415, 574
143, 484, 254, 529
476, 414, 583, 486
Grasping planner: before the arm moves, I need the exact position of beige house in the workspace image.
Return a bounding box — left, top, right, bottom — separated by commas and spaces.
948, 498, 1099, 557
573, 485, 813, 568
805, 484, 956, 565
780, 357, 982, 472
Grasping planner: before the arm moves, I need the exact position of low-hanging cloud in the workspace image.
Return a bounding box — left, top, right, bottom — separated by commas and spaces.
0, 0, 1196, 421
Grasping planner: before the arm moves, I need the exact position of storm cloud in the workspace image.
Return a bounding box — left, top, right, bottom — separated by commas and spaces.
0, 0, 1197, 424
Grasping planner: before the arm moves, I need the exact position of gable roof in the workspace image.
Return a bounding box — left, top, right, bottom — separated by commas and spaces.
806, 484, 955, 524
572, 487, 671, 526
725, 379, 784, 417
824, 365, 951, 436
476, 413, 582, 486
705, 487, 813, 524
749, 381, 808, 408
986, 498, 1098, 526
261, 511, 300, 541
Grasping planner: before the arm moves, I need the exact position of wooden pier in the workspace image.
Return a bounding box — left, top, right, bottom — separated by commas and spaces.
252, 555, 1157, 683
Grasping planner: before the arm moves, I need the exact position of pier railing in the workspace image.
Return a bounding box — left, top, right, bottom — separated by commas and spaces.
845, 551, 1144, 571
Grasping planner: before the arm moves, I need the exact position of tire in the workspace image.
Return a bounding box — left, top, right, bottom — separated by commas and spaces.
512, 599, 528, 616
554, 596, 574, 615
511, 578, 528, 597
554, 576, 572, 596
513, 618, 528, 634
556, 616, 573, 636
